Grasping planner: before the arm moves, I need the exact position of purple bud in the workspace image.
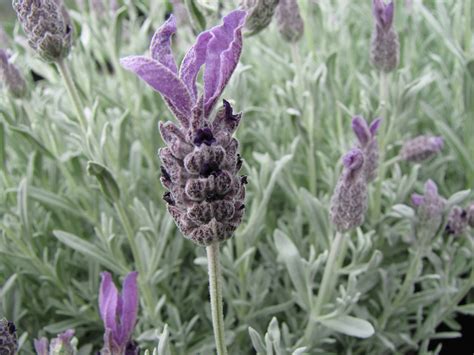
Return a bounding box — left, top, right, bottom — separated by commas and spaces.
0, 49, 27, 98
241, 0, 280, 36
370, 0, 399, 72
330, 148, 368, 232
13, 0, 73, 62
0, 319, 18, 355
445, 206, 469, 236
275, 0, 304, 43
351, 116, 381, 183
412, 180, 445, 231
400, 135, 444, 162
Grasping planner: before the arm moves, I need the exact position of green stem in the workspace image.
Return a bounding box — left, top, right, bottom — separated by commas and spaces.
372, 71, 389, 221
56, 59, 88, 134
207, 243, 228, 355
114, 201, 155, 319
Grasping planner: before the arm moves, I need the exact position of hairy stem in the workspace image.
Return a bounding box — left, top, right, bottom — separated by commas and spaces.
207, 243, 228, 355
56, 59, 88, 134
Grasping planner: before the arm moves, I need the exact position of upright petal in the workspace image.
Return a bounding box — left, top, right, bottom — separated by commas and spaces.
352, 116, 370, 147
369, 118, 382, 135
121, 56, 192, 125
150, 15, 178, 74
179, 31, 213, 102
99, 272, 119, 331
34, 338, 49, 355
203, 10, 246, 117
119, 271, 139, 345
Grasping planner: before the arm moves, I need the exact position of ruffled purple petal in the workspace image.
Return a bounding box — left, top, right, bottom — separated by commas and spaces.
34, 338, 49, 355
99, 272, 119, 332
150, 15, 178, 74
352, 116, 370, 147
343, 148, 364, 171
118, 271, 139, 345
203, 10, 246, 117
121, 56, 192, 125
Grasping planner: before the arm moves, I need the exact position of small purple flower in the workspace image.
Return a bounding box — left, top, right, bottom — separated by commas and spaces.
412, 180, 445, 231
34, 329, 77, 355
121, 11, 247, 246
330, 148, 368, 232
352, 116, 381, 183
370, 0, 399, 72
275, 0, 304, 42
400, 135, 444, 162
445, 206, 469, 236
0, 49, 27, 98
99, 272, 139, 355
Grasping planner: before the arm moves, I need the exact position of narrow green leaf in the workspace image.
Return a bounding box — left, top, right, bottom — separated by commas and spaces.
319, 315, 375, 338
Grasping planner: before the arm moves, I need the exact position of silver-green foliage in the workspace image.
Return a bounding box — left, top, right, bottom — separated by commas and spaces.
0, 0, 473, 354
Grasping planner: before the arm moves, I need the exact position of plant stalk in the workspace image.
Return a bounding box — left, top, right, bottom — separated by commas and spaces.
56, 59, 88, 134
207, 242, 228, 355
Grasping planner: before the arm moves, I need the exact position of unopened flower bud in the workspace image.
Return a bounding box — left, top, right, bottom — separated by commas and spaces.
330, 148, 368, 232
412, 180, 445, 231
445, 206, 469, 236
0, 318, 18, 355
0, 49, 27, 98
241, 0, 280, 36
370, 0, 399, 72
13, 0, 73, 62
352, 116, 381, 183
400, 135, 444, 162
275, 0, 304, 42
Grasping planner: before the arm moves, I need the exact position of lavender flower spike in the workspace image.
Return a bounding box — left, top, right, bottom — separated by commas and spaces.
121, 11, 247, 246
330, 148, 368, 232
352, 116, 381, 183
370, 0, 399, 72
241, 0, 280, 36
0, 49, 27, 98
275, 0, 304, 42
34, 329, 78, 355
99, 271, 139, 355
400, 135, 444, 162
0, 318, 17, 354
13, 0, 73, 62
412, 180, 445, 232
445, 206, 469, 236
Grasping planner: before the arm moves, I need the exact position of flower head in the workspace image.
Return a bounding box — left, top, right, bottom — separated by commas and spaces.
400, 135, 444, 162
99, 272, 139, 355
370, 0, 399, 72
352, 116, 381, 183
240, 0, 279, 36
0, 49, 27, 98
275, 0, 304, 42
445, 206, 469, 236
0, 318, 17, 355
330, 148, 368, 232
121, 11, 247, 246
412, 180, 445, 231
34, 329, 78, 355
13, 0, 73, 62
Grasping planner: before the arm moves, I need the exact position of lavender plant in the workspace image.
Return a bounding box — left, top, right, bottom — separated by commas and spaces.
1, 1, 473, 354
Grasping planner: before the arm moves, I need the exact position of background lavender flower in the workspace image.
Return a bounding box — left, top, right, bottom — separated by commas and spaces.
330, 148, 368, 232
99, 272, 139, 355
13, 0, 73, 62
400, 135, 444, 162
34, 330, 77, 355
0, 319, 17, 355
370, 0, 399, 72
412, 180, 445, 232
0, 49, 27, 98
445, 206, 469, 236
121, 11, 247, 246
467, 203, 474, 228
352, 116, 381, 183
275, 0, 304, 42
241, 0, 280, 36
